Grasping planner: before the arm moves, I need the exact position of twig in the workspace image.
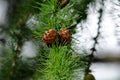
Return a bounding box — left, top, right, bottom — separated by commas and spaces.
85, 0, 104, 75
9, 44, 21, 80
94, 57, 120, 62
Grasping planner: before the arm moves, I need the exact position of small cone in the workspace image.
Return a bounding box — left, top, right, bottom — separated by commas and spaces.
84, 74, 95, 80
58, 0, 70, 8
42, 29, 58, 46
59, 28, 71, 45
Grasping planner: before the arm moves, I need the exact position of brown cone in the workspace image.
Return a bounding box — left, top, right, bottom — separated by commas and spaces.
58, 0, 70, 8
42, 29, 58, 46
59, 28, 71, 45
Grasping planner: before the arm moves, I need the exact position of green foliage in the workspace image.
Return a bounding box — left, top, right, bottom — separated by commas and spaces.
45, 46, 73, 80
0, 0, 41, 80
0, 45, 37, 80
34, 46, 82, 80
33, 0, 78, 40
8, 0, 40, 42
0, 48, 14, 80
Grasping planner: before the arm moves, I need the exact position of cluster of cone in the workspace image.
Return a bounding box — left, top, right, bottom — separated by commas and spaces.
42, 28, 71, 46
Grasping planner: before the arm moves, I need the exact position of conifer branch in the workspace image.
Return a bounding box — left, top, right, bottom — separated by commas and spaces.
7, 0, 37, 79
32, 0, 90, 80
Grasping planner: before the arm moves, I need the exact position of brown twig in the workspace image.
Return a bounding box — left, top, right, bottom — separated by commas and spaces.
94, 57, 120, 62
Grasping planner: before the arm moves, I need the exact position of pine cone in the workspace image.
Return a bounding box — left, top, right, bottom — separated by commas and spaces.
59, 29, 71, 45
84, 74, 95, 80
42, 29, 58, 46
58, 0, 70, 8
